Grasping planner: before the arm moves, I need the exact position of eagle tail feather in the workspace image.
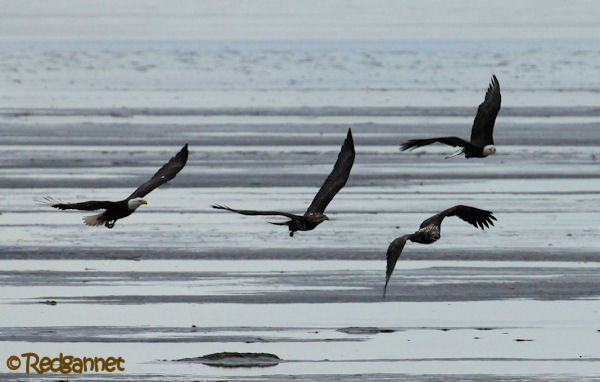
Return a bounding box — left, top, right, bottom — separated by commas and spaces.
82, 212, 106, 227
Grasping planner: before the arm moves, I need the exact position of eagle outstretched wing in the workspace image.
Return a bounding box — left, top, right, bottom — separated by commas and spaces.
421, 205, 496, 230
127, 144, 189, 200
470, 75, 501, 147
211, 204, 302, 220
50, 200, 117, 211
401, 136, 471, 151
383, 235, 409, 298
306, 129, 355, 214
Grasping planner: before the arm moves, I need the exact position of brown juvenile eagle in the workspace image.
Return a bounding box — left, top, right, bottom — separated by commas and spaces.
401, 75, 501, 158
44, 144, 188, 228
383, 205, 497, 298
212, 129, 355, 237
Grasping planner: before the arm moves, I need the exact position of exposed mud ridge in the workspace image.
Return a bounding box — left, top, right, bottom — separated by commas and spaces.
337, 327, 395, 335
176, 352, 282, 368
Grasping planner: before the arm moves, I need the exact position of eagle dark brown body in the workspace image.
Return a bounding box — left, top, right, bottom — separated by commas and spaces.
45, 144, 188, 228
383, 205, 497, 298
212, 129, 355, 237
402, 75, 501, 159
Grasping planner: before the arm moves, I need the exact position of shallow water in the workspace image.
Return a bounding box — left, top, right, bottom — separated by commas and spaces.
2, 6, 600, 378
2, 110, 600, 379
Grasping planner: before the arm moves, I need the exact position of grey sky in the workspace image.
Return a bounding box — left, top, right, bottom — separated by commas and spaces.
0, 0, 599, 40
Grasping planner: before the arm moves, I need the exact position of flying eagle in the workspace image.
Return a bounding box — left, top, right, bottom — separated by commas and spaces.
401, 75, 501, 158
44, 144, 189, 228
383, 205, 496, 298
212, 129, 355, 237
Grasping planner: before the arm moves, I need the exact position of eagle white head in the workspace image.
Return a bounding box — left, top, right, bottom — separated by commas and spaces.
127, 198, 148, 211
483, 145, 497, 156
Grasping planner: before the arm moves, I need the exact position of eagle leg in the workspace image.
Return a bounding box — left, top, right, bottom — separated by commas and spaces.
105, 220, 116, 229
445, 149, 464, 159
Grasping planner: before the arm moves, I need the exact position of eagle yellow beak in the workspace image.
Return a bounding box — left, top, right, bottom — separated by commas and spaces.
141, 199, 148, 205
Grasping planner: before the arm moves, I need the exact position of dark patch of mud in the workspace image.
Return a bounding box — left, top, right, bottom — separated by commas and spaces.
176, 352, 281, 368
337, 327, 395, 335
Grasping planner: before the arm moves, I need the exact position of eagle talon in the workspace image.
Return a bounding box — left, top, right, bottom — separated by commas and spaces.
105, 221, 116, 229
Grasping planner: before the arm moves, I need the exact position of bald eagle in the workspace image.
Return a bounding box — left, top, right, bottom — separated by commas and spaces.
212, 129, 355, 237
44, 144, 188, 228
383, 205, 496, 298
401, 75, 501, 158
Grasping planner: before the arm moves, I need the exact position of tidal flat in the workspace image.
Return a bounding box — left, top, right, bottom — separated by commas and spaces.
2, 34, 600, 380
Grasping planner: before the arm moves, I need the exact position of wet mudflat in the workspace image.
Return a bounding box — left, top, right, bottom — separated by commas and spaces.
1, 34, 600, 380
2, 109, 600, 381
